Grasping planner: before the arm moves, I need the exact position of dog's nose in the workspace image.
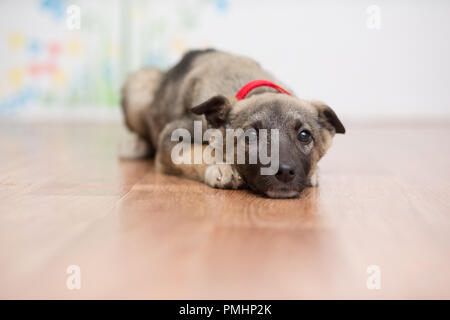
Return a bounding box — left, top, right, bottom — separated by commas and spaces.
275, 163, 296, 183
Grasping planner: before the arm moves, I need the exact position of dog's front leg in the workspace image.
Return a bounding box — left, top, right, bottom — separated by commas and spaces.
204, 163, 243, 189
155, 119, 243, 189
157, 142, 243, 189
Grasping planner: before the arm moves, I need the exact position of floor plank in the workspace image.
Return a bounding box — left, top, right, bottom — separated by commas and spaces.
0, 121, 449, 299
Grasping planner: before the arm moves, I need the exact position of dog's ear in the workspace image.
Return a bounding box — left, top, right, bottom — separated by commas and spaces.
311, 100, 346, 134
191, 95, 235, 128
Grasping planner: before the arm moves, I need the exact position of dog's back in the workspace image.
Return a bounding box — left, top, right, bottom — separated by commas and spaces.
121, 49, 279, 150
120, 49, 345, 198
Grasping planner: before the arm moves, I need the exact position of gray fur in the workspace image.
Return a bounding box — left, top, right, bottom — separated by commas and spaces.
121, 49, 345, 198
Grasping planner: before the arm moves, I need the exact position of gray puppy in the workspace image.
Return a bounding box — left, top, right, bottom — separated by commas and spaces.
120, 49, 345, 198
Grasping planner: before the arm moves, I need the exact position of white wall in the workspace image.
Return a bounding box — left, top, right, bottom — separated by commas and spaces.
1, 0, 449, 119
200, 0, 450, 118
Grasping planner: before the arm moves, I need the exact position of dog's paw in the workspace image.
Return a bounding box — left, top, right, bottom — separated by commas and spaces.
119, 135, 152, 159
307, 170, 319, 187
204, 164, 243, 189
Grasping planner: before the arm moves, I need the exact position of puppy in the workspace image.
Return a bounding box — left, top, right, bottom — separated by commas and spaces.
121, 49, 345, 198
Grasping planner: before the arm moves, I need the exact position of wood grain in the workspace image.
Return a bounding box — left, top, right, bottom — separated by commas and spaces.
0, 121, 449, 299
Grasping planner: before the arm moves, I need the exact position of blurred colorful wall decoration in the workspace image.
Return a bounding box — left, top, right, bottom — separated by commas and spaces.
0, 0, 228, 116
2, 0, 450, 119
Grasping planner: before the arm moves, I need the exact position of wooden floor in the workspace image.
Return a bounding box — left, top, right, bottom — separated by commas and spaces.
0, 120, 449, 299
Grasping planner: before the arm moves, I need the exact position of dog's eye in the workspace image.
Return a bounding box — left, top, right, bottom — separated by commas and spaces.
297, 130, 312, 143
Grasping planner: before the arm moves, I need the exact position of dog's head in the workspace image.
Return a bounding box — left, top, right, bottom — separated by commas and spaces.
192, 92, 345, 198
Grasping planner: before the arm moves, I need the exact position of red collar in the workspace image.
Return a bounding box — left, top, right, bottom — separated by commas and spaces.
235, 79, 292, 100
